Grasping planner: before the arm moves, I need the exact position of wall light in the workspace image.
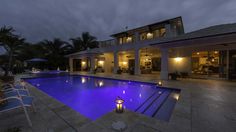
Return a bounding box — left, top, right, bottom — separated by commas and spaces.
174, 57, 183, 62
122, 62, 127, 65
82, 61, 86, 65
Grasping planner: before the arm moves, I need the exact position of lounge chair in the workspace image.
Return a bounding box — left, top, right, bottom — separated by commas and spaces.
3, 89, 30, 97
0, 96, 34, 126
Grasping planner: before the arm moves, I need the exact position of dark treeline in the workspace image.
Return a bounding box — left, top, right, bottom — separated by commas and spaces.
0, 26, 99, 76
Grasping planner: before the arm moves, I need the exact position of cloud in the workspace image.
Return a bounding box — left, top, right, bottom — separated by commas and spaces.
0, 0, 235, 43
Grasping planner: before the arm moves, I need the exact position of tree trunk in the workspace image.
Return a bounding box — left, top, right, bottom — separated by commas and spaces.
5, 51, 13, 76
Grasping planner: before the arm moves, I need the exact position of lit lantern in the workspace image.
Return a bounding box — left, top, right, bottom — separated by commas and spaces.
157, 81, 162, 86
115, 97, 124, 113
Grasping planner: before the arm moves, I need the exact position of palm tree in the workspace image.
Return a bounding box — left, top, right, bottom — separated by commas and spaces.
40, 38, 72, 69
0, 26, 25, 76
70, 32, 99, 53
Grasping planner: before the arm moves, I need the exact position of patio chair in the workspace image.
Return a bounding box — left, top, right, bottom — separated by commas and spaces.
0, 96, 34, 126
3, 89, 30, 97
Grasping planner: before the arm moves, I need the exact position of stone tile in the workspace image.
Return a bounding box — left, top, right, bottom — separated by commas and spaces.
8, 73, 236, 131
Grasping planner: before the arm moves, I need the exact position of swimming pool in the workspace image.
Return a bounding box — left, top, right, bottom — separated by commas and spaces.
25, 75, 180, 121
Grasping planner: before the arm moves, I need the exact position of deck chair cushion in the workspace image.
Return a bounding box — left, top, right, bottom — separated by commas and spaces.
0, 91, 8, 107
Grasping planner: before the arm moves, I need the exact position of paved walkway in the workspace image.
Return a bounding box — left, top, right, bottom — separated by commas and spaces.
0, 73, 235, 132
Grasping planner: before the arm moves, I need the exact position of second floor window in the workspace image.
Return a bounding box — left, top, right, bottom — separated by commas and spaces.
119, 35, 134, 44
139, 27, 166, 41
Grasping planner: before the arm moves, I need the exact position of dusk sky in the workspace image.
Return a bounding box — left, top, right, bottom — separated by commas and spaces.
0, 0, 236, 44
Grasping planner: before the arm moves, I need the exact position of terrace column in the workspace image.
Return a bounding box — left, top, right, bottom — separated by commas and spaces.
160, 48, 169, 80
90, 56, 95, 73
226, 50, 229, 79
135, 48, 141, 75
69, 58, 73, 72
113, 51, 119, 74
134, 32, 139, 43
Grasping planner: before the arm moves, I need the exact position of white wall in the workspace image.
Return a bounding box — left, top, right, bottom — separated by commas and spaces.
103, 53, 114, 73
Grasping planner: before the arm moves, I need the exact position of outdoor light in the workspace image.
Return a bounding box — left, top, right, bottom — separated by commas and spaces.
57, 67, 60, 71
157, 81, 162, 86
115, 96, 124, 113
82, 61, 86, 65
173, 93, 180, 101
174, 57, 182, 62
122, 62, 127, 65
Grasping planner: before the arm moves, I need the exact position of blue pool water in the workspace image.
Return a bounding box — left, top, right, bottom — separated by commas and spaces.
25, 75, 180, 121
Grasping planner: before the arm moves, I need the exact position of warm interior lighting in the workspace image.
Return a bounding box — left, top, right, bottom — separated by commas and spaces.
81, 77, 86, 84
146, 32, 153, 39
122, 62, 127, 65
197, 52, 200, 55
214, 51, 218, 54
98, 60, 104, 65
174, 57, 183, 62
82, 61, 86, 65
126, 37, 132, 42
115, 97, 124, 113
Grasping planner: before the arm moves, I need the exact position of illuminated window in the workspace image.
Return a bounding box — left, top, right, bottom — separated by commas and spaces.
119, 38, 123, 44
147, 32, 153, 39
153, 29, 160, 38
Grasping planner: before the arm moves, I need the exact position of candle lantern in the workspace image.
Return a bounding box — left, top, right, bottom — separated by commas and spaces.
115, 96, 124, 113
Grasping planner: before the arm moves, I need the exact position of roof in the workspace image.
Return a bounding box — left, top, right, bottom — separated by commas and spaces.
110, 16, 182, 37
150, 23, 236, 46
65, 50, 102, 58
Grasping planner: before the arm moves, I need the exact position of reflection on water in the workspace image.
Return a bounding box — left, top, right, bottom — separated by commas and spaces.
81, 77, 86, 84
123, 90, 126, 94
139, 93, 142, 98
98, 81, 104, 87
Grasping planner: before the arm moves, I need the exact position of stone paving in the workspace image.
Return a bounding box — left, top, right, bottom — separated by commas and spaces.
0, 73, 236, 132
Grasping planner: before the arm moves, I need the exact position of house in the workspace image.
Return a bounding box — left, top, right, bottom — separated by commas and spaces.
66, 16, 236, 80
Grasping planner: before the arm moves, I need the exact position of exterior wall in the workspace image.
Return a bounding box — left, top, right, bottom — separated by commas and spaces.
103, 53, 114, 73
168, 57, 191, 73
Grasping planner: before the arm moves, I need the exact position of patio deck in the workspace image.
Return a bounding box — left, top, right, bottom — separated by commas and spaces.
0, 73, 236, 132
